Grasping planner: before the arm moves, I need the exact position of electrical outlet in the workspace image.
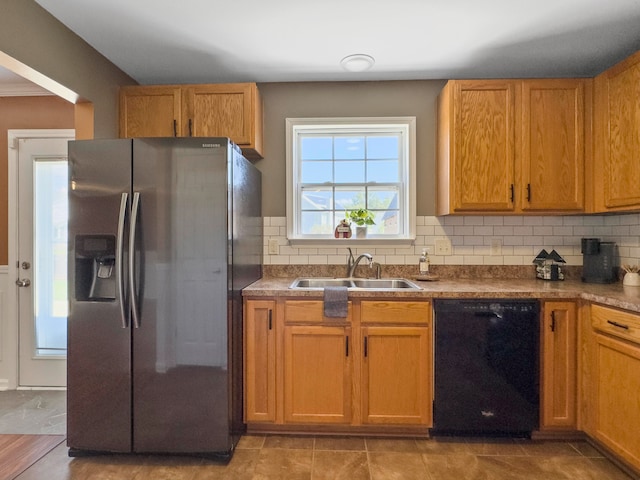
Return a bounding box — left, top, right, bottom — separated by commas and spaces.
435, 238, 452, 255
490, 238, 502, 256
268, 239, 279, 255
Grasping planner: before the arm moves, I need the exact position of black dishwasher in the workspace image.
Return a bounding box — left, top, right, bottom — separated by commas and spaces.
432, 299, 539, 437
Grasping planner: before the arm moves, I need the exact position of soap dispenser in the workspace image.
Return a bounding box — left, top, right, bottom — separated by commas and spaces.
419, 248, 430, 275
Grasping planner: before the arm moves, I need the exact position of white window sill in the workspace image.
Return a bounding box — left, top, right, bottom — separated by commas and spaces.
287, 237, 415, 247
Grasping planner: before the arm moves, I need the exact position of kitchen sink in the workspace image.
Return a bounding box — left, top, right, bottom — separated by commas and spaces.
289, 278, 354, 288
289, 277, 422, 290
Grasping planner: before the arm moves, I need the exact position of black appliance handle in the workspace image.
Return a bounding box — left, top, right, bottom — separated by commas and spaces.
116, 192, 128, 329
129, 192, 141, 329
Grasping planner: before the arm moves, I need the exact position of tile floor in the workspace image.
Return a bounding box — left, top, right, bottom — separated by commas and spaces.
0, 390, 66, 435
1, 391, 636, 479
14, 434, 637, 480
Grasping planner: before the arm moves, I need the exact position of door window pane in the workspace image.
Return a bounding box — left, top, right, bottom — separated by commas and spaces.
34, 160, 68, 356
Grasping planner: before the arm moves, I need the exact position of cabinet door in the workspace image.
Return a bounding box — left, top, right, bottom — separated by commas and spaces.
119, 86, 182, 137
244, 300, 276, 423
361, 326, 431, 425
183, 83, 260, 147
283, 325, 352, 424
452, 80, 516, 211
521, 80, 585, 211
594, 332, 640, 471
541, 301, 577, 429
595, 51, 640, 210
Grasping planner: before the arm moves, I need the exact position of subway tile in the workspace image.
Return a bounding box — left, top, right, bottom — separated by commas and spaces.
544, 216, 565, 226
483, 216, 505, 225
264, 226, 280, 236
483, 256, 503, 265
493, 226, 514, 236
464, 255, 485, 264
513, 226, 534, 236
584, 216, 605, 226
443, 216, 464, 226
562, 216, 584, 226
416, 225, 435, 236
270, 217, 287, 226
523, 216, 545, 225
463, 217, 485, 225
474, 226, 494, 236
385, 255, 406, 264
503, 216, 524, 225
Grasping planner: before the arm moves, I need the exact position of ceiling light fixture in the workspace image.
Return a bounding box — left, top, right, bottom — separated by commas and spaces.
340, 54, 375, 72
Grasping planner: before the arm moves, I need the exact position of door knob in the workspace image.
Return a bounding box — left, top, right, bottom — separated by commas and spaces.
16, 279, 31, 287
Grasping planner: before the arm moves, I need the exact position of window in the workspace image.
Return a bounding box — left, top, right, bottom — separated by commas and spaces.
286, 117, 416, 242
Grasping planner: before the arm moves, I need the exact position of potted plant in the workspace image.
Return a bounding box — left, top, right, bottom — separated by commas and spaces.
347, 208, 375, 238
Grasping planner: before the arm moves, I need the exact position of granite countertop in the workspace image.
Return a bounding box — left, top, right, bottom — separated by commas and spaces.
243, 277, 640, 314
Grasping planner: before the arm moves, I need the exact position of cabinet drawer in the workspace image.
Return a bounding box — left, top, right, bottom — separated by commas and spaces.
284, 300, 352, 323
591, 304, 640, 345
361, 301, 431, 325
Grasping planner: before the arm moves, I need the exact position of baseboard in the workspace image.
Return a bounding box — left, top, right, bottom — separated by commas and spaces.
0, 379, 8, 391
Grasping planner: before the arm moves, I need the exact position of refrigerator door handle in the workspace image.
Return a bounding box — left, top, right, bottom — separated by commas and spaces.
129, 192, 141, 329
116, 192, 129, 328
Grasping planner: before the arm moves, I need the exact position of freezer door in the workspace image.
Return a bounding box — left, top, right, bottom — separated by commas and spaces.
67, 139, 133, 453
131, 138, 232, 454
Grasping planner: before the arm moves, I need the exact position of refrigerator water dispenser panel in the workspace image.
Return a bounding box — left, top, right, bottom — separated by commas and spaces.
75, 234, 117, 301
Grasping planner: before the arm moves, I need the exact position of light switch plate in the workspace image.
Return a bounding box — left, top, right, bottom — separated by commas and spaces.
268, 239, 279, 255
435, 238, 452, 255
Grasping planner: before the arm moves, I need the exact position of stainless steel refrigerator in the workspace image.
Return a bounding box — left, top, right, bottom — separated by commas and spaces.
67, 138, 262, 459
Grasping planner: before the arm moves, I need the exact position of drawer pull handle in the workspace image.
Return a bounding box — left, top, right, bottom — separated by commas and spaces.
551, 311, 556, 332
268, 309, 272, 330
607, 320, 629, 330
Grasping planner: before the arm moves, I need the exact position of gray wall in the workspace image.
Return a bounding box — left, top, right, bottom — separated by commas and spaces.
257, 80, 447, 217
0, 0, 136, 137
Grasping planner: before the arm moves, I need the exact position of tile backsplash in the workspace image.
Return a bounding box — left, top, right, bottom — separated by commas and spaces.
263, 214, 640, 268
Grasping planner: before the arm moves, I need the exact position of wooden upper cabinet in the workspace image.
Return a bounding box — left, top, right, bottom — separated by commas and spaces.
437, 78, 588, 214
521, 80, 586, 212
119, 85, 182, 137
438, 80, 517, 214
594, 50, 640, 211
183, 83, 263, 159
119, 83, 263, 159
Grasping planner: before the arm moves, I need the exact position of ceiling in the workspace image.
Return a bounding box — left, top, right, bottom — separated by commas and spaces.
14, 1, 640, 86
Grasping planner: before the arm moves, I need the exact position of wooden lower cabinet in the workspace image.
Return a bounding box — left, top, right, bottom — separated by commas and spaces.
283, 325, 352, 424
593, 332, 640, 470
361, 325, 431, 425
589, 304, 640, 471
243, 300, 276, 423
540, 301, 577, 430
244, 297, 433, 431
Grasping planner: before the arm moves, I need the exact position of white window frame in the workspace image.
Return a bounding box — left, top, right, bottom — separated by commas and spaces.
286, 117, 416, 244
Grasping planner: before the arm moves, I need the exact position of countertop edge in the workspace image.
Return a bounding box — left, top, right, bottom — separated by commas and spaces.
242, 278, 640, 314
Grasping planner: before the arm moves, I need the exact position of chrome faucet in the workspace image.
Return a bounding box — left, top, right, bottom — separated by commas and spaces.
348, 253, 373, 278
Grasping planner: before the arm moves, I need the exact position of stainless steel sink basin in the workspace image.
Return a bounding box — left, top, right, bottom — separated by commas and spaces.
289, 277, 422, 290
351, 278, 420, 289
289, 278, 354, 288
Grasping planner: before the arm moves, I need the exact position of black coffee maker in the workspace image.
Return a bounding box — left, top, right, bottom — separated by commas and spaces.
581, 238, 617, 283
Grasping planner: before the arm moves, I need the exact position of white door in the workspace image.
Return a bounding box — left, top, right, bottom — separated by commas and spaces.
15, 135, 72, 387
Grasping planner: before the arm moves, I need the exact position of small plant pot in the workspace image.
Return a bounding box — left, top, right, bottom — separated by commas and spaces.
355, 226, 367, 238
